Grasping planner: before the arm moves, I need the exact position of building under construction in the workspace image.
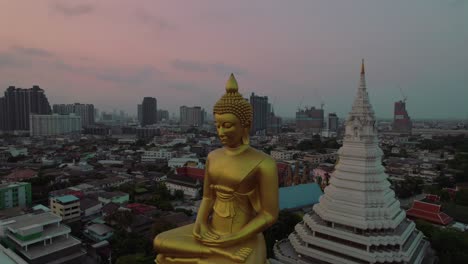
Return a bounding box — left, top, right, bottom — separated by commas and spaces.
392, 100, 412, 133
295, 106, 324, 133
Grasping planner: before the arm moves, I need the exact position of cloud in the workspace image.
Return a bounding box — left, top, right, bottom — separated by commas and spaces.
171, 59, 247, 75
11, 45, 54, 58
171, 60, 208, 72
135, 9, 173, 30
53, 60, 161, 86
0, 53, 27, 68
52, 2, 94, 16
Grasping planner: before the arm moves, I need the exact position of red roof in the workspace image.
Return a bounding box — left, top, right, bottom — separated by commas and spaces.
126, 203, 157, 214
5, 169, 37, 181
425, 194, 440, 203
406, 200, 453, 225
176, 167, 205, 180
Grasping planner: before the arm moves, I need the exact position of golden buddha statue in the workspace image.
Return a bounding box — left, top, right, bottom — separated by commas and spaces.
154, 74, 279, 264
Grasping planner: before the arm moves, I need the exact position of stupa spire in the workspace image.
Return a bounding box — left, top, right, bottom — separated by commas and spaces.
361, 58, 365, 74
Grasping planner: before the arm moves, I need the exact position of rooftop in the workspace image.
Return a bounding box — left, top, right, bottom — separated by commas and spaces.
86, 224, 113, 236
2, 212, 61, 231
55, 195, 79, 204
279, 183, 323, 210
18, 235, 82, 260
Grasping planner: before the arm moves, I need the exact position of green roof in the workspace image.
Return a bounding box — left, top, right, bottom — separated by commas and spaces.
279, 183, 323, 210
56, 195, 79, 203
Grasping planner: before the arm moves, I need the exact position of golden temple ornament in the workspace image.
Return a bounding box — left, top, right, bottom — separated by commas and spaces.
154, 73, 279, 264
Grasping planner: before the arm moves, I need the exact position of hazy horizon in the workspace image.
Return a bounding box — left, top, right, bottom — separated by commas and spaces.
1, 0, 467, 120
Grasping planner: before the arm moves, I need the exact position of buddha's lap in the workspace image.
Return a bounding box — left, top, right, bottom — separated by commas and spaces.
155, 223, 266, 262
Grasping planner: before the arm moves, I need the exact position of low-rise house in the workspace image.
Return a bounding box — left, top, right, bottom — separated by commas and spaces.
84, 224, 114, 242
3, 169, 37, 182
80, 198, 103, 221
0, 212, 85, 264
98, 192, 129, 205
168, 157, 200, 168
50, 195, 81, 221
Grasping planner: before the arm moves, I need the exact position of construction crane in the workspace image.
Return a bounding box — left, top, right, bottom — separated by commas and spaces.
398, 85, 407, 103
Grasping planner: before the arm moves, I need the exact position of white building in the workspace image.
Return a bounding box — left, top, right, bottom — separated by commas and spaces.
165, 175, 201, 199
30, 114, 81, 137
141, 149, 175, 162
0, 212, 85, 263
168, 157, 200, 168
274, 61, 429, 264
270, 150, 300, 161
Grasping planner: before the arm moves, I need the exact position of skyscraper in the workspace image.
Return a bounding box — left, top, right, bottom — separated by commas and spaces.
274, 60, 429, 264
328, 112, 339, 132
250, 92, 268, 135
138, 104, 143, 124
0, 85, 52, 131
392, 100, 412, 133
141, 97, 157, 126
157, 109, 170, 122
180, 106, 205, 127
53, 103, 95, 127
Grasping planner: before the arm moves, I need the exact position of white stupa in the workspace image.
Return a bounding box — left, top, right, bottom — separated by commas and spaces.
274, 60, 429, 264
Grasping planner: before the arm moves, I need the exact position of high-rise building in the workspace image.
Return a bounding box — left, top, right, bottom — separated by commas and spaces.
250, 92, 269, 135
267, 107, 282, 135
53, 103, 95, 127
296, 106, 324, 133
157, 109, 170, 122
328, 112, 339, 132
30, 114, 81, 137
274, 60, 429, 264
141, 97, 157, 126
0, 182, 32, 209
137, 104, 142, 124
392, 100, 412, 133
180, 106, 205, 126
0, 86, 51, 131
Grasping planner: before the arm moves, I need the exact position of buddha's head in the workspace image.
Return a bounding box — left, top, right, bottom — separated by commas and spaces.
213, 74, 253, 148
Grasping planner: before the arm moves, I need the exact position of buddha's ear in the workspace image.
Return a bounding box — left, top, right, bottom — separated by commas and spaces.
242, 124, 250, 145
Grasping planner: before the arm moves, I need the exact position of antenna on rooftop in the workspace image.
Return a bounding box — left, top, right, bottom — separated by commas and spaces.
398, 85, 407, 103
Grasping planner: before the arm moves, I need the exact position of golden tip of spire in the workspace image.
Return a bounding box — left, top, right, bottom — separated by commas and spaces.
361, 59, 365, 74
225, 73, 238, 93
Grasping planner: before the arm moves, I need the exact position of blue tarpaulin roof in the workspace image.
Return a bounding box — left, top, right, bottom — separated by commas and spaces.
279, 183, 323, 210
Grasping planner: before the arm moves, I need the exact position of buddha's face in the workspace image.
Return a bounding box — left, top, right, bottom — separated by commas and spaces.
214, 113, 246, 148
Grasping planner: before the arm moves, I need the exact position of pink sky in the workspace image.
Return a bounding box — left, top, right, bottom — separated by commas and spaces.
1, 0, 467, 119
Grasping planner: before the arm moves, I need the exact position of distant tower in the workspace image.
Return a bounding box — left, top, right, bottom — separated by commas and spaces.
392, 99, 412, 134
141, 97, 157, 126
328, 112, 339, 132
296, 106, 324, 134
250, 92, 269, 135
137, 104, 142, 124
0, 85, 52, 131
274, 60, 429, 264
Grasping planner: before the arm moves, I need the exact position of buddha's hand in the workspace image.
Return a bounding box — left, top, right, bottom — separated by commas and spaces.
193, 222, 219, 241
200, 233, 242, 248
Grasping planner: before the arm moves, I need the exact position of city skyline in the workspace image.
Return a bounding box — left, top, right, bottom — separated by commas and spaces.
0, 1, 467, 119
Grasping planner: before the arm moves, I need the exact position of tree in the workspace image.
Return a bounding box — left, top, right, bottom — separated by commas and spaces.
116, 254, 154, 264
455, 189, 468, 206
174, 190, 184, 200
264, 211, 302, 258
